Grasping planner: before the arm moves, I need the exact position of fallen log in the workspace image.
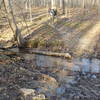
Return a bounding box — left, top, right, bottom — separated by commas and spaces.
27, 49, 71, 59
0, 48, 71, 59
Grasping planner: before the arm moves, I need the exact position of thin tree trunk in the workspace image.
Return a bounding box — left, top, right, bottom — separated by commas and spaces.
60, 0, 63, 8
62, 0, 65, 14
3, 0, 23, 47
51, 0, 56, 9
29, 0, 32, 22
25, 0, 28, 11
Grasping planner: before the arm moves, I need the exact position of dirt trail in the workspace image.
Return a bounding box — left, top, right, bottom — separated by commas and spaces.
76, 21, 100, 55
53, 14, 100, 57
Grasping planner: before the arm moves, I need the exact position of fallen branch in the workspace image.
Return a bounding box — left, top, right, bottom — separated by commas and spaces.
0, 48, 71, 59
27, 49, 71, 59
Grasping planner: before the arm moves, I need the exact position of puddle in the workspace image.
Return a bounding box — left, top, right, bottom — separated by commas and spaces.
23, 54, 100, 73
9, 48, 100, 73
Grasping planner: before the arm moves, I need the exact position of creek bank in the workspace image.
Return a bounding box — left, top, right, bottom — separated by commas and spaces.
0, 51, 100, 100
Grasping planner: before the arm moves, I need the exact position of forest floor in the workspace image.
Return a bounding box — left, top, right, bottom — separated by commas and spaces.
0, 7, 100, 59
0, 7, 100, 100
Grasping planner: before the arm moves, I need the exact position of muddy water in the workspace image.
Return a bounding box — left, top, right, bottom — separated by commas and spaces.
23, 54, 100, 73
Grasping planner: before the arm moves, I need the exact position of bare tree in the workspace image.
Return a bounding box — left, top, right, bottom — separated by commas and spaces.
29, 0, 32, 22
3, 0, 23, 47
60, 0, 65, 14
62, 0, 65, 14
25, 0, 28, 11
51, 0, 56, 9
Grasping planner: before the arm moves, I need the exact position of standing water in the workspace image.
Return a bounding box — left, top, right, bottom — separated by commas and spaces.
23, 54, 100, 73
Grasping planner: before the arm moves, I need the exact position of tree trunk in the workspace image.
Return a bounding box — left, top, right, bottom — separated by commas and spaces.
60, 0, 63, 8
51, 0, 56, 9
62, 0, 65, 14
3, 0, 23, 47
29, 0, 32, 22
25, 0, 28, 11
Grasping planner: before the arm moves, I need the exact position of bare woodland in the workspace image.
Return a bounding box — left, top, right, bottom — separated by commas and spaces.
0, 0, 100, 100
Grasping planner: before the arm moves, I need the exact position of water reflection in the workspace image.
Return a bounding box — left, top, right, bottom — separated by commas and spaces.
24, 54, 100, 73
